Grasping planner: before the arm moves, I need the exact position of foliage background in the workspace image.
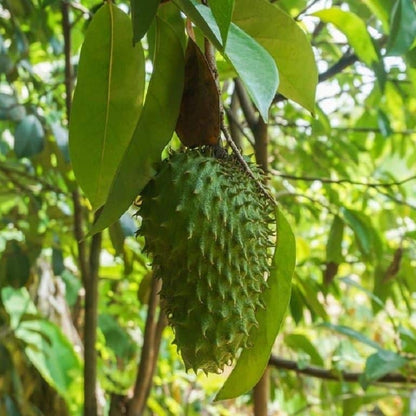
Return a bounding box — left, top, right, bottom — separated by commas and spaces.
0, 0, 416, 415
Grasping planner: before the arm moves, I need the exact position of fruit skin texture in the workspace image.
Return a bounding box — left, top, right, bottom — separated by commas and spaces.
138, 148, 273, 373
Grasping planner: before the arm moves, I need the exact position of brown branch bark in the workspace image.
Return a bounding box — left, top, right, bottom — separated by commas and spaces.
226, 85, 243, 149
128, 277, 163, 416
272, 172, 416, 188
269, 355, 416, 384
84, 223, 102, 416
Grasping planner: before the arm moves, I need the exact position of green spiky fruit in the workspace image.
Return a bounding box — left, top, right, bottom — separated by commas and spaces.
138, 148, 273, 373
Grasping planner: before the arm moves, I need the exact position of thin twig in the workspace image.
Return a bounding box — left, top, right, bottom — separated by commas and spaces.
272, 171, 416, 188
269, 355, 416, 384
224, 105, 255, 147
0, 162, 65, 195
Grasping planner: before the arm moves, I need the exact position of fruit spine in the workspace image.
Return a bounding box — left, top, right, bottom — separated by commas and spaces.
138, 148, 274, 373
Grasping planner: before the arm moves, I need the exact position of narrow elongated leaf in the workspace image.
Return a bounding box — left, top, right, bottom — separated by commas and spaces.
91, 18, 185, 234
313, 8, 378, 66
326, 215, 344, 264
210, 0, 234, 46
321, 323, 382, 350
386, 0, 416, 56
215, 207, 295, 401
341, 208, 383, 259
233, 0, 317, 113
360, 350, 407, 388
197, 3, 278, 122
131, 0, 160, 43
173, 0, 223, 49
285, 333, 324, 367
174, 0, 278, 121
69, 4, 145, 209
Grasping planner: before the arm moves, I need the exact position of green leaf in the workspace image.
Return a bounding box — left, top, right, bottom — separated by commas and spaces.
173, 0, 223, 49
233, 0, 317, 113
326, 215, 344, 264
313, 8, 378, 66
285, 333, 324, 366
360, 350, 407, 388
52, 247, 65, 276
321, 323, 382, 350
4, 240, 30, 289
377, 109, 393, 137
69, 3, 145, 209
174, 0, 278, 122
14, 115, 44, 158
0, 93, 26, 121
1, 288, 82, 411
386, 0, 416, 56
91, 18, 185, 234
362, 0, 393, 33
131, 0, 160, 43
209, 0, 234, 46
157, 2, 186, 50
197, 3, 278, 122
98, 314, 135, 358
215, 207, 295, 400
341, 208, 382, 259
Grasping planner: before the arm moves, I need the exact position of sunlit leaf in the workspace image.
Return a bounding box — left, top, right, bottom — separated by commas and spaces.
215, 207, 295, 400
313, 8, 378, 66
233, 0, 317, 113
69, 3, 145, 209
91, 17, 185, 234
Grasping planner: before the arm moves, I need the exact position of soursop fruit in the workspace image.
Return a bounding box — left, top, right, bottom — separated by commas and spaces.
138, 147, 274, 373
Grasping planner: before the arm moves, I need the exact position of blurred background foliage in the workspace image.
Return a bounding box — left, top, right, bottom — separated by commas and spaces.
0, 0, 416, 415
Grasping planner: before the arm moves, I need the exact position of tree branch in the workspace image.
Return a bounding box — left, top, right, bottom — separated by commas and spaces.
84, 224, 102, 416
128, 276, 162, 416
272, 172, 416, 189
318, 53, 359, 83
234, 78, 258, 131
226, 86, 243, 149
269, 355, 416, 384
